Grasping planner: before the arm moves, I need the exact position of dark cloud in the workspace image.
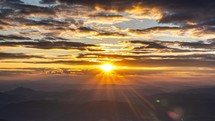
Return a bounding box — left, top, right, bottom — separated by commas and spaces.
97, 32, 127, 37
77, 27, 127, 37
178, 41, 215, 49
113, 0, 215, 27
208, 38, 215, 42
77, 52, 215, 67
23, 19, 72, 26
129, 40, 215, 51
155, 40, 215, 49
89, 12, 123, 18
78, 52, 215, 60
129, 27, 182, 33
78, 27, 96, 32
40, 0, 215, 28
86, 48, 105, 52
0, 17, 76, 29
8, 3, 55, 15
0, 68, 83, 76
2, 0, 215, 27
42, 0, 141, 11
115, 58, 215, 68
1, 0, 24, 3
129, 40, 191, 53
0, 3, 54, 24
0, 34, 31, 40
40, 0, 56, 4
25, 60, 99, 65
131, 40, 168, 49
0, 41, 96, 50
42, 36, 69, 41
2, 0, 215, 40
0, 52, 43, 60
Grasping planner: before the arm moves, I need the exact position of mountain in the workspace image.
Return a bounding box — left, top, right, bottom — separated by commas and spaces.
3, 87, 57, 101
150, 88, 215, 121
5, 87, 38, 95
0, 119, 8, 121
0, 100, 168, 121
0, 92, 24, 105
180, 86, 215, 95
1, 86, 215, 121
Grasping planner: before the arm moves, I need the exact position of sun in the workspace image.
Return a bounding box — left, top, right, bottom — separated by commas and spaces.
100, 63, 115, 72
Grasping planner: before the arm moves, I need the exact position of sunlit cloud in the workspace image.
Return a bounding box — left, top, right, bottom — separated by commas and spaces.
0, 0, 214, 83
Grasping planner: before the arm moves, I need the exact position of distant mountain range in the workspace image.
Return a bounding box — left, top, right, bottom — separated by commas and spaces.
0, 86, 215, 121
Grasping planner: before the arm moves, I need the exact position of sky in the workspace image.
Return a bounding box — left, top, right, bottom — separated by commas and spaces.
0, 0, 215, 89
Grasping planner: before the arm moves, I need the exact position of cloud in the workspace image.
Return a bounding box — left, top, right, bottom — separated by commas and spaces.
129, 27, 182, 33
25, 60, 99, 65
130, 40, 168, 49
96, 32, 127, 37
44, 0, 215, 32
42, 0, 142, 11
155, 40, 215, 50
127, 40, 193, 53
76, 52, 215, 67
115, 57, 215, 68
79, 52, 214, 59
0, 34, 32, 40
89, 12, 124, 18
0, 68, 86, 76
2, 0, 215, 40
0, 41, 97, 50
178, 41, 215, 49
0, 52, 43, 60
128, 40, 215, 52
40, 0, 215, 23
78, 27, 96, 32
127, 26, 188, 39
0, 0, 215, 75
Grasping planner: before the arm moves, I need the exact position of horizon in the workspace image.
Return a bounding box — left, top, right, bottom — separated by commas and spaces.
0, 0, 215, 121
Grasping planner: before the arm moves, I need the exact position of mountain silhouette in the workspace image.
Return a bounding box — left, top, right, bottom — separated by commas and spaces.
1, 86, 215, 121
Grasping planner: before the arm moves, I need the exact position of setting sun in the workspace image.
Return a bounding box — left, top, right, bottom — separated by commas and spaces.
100, 63, 115, 72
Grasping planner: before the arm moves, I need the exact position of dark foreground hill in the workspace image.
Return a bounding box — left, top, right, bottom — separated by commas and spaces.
0, 100, 163, 121
1, 86, 215, 121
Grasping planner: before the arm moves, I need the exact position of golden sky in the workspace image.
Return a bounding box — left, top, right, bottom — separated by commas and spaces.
0, 0, 215, 86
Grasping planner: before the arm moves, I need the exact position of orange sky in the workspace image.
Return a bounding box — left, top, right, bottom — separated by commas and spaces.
0, 0, 215, 88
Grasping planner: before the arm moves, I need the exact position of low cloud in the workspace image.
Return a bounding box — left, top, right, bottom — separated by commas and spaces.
0, 52, 43, 60
0, 34, 31, 40
0, 41, 96, 50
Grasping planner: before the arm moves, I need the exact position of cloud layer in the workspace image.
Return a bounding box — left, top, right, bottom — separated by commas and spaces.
0, 0, 215, 77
